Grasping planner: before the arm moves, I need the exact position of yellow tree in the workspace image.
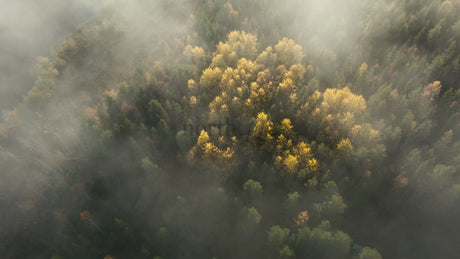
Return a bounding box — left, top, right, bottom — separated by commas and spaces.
297, 87, 367, 145
211, 31, 258, 68
251, 112, 274, 149
275, 141, 319, 179
274, 38, 304, 67
185, 31, 321, 179
187, 130, 235, 174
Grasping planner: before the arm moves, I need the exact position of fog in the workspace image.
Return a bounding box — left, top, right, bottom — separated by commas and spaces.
0, 0, 458, 258
0, 0, 106, 111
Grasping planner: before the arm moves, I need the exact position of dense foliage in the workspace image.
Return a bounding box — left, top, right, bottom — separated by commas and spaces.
0, 0, 459, 258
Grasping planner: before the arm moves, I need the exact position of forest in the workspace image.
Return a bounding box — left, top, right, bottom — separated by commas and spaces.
0, 0, 459, 258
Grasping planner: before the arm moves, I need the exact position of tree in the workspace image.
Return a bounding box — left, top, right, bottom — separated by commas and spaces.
247, 207, 262, 224
275, 38, 304, 66
275, 141, 319, 180
294, 211, 309, 227
297, 87, 368, 146
251, 112, 274, 148
357, 247, 382, 259
243, 179, 263, 200
296, 221, 352, 259
187, 130, 235, 174
268, 225, 291, 248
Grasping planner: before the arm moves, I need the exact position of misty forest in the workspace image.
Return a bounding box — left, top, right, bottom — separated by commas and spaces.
1, 0, 460, 258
